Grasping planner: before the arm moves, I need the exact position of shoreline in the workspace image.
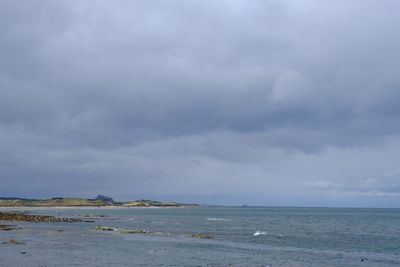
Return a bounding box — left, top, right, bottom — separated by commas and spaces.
0, 205, 199, 210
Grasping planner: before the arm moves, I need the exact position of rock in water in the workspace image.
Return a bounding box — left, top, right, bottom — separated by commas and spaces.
191, 234, 213, 239
94, 226, 115, 231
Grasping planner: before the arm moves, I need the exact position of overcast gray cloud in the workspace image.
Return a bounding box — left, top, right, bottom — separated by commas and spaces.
1, 0, 400, 207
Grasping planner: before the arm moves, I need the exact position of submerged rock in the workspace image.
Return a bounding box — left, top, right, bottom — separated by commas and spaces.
82, 214, 108, 218
2, 239, 25, 245
119, 229, 150, 234
190, 234, 213, 239
94, 226, 115, 231
0, 224, 18, 231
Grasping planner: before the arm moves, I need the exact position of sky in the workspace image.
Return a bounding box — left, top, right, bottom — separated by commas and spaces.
1, 0, 400, 207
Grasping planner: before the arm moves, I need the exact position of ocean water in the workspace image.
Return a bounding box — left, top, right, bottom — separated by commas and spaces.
0, 207, 399, 266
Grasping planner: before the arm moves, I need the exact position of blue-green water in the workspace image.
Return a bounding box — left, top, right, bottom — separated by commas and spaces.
1, 207, 399, 266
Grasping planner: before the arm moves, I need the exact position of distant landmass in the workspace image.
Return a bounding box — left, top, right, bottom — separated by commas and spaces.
0, 195, 198, 207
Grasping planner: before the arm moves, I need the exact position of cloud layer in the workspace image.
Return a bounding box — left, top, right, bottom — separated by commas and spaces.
1, 0, 400, 206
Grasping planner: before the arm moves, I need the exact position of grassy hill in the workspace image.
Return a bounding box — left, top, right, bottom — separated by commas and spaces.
122, 199, 181, 207
0, 198, 109, 207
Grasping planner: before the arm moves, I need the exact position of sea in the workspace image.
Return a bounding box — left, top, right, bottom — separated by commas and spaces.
0, 207, 399, 266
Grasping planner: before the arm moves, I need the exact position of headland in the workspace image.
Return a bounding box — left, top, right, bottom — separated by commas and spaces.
0, 195, 198, 208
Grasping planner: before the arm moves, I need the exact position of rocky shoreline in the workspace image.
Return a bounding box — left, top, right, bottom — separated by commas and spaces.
1, 211, 215, 244
0, 212, 81, 223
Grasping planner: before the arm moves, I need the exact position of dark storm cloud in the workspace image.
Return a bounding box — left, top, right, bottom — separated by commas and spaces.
1, 0, 400, 206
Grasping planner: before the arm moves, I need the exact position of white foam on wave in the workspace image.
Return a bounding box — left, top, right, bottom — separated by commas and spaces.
253, 231, 267, 236
206, 218, 230, 221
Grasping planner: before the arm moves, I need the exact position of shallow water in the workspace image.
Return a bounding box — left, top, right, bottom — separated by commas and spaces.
1, 207, 399, 266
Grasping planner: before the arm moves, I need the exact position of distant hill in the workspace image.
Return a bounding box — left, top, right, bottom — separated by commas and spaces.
0, 197, 198, 207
